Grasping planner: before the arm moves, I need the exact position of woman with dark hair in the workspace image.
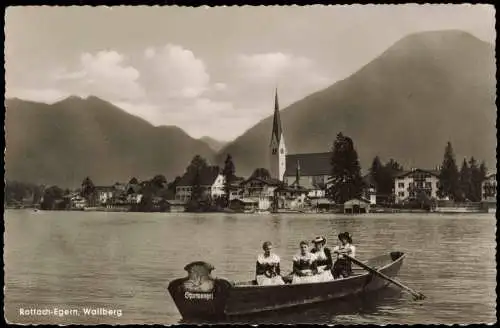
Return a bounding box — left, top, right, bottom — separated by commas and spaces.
255, 241, 285, 286
332, 232, 356, 279
291, 240, 318, 284
311, 236, 334, 282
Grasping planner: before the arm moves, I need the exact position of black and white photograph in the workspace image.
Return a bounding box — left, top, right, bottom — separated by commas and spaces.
4, 4, 496, 325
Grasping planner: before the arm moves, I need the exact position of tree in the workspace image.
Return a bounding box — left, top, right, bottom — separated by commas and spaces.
136, 191, 154, 212
151, 174, 167, 190
166, 176, 182, 199
438, 142, 460, 201
381, 159, 404, 198
191, 168, 204, 202
415, 190, 432, 210
187, 155, 208, 174
187, 155, 209, 203
32, 185, 44, 205
477, 161, 488, 201
129, 177, 139, 185
369, 156, 383, 190
41, 185, 64, 210
327, 133, 363, 204
222, 154, 236, 206
367, 158, 404, 201
458, 158, 470, 201
81, 176, 97, 206
468, 158, 487, 202
386, 159, 403, 171
250, 168, 271, 180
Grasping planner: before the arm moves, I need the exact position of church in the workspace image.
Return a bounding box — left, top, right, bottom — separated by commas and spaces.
268, 89, 331, 198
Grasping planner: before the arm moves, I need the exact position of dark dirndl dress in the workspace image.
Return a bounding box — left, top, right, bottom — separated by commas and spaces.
332, 257, 352, 279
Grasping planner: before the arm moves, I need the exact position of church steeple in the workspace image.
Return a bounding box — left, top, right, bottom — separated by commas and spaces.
270, 88, 283, 144
295, 160, 301, 187
269, 88, 287, 181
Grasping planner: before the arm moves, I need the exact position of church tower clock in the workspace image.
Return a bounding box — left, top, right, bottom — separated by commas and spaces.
269, 88, 287, 181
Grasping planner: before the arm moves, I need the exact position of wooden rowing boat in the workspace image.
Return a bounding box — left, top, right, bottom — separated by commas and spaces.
167, 251, 406, 320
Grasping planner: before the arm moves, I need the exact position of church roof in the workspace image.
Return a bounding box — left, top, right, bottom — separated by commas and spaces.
284, 152, 332, 177
270, 88, 283, 144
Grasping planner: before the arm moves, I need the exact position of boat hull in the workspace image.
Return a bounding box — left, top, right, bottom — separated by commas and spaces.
168, 252, 405, 320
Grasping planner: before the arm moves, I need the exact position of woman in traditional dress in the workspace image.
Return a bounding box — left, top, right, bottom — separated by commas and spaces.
332, 232, 356, 279
310, 236, 334, 282
255, 241, 285, 286
291, 240, 319, 284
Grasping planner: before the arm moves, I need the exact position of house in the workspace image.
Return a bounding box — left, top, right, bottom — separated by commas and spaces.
311, 198, 336, 212
481, 173, 497, 213
175, 166, 225, 202
268, 89, 329, 199
113, 182, 127, 192
125, 184, 143, 204
229, 198, 259, 212
482, 172, 497, 202
240, 176, 281, 211
344, 198, 371, 214
393, 168, 443, 204
95, 186, 115, 205
63, 193, 87, 209
275, 184, 309, 210
166, 200, 187, 212
228, 177, 245, 201
362, 173, 377, 205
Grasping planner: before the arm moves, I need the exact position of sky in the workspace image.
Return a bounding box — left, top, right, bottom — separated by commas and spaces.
5, 5, 495, 141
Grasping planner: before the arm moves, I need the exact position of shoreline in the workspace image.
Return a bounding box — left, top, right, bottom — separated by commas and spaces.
6, 207, 494, 214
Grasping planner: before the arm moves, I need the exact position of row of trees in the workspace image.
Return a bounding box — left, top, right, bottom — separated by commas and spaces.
7, 135, 492, 212
327, 134, 491, 206
4, 181, 45, 207
439, 142, 488, 202
183, 154, 237, 211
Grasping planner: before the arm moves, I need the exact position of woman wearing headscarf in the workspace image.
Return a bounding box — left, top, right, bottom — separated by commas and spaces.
255, 241, 285, 286
291, 240, 319, 284
332, 232, 356, 279
310, 236, 334, 282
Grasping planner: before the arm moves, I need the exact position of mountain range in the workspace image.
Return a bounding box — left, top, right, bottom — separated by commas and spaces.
216, 30, 496, 176
5, 96, 216, 188
199, 136, 228, 152
5, 30, 496, 188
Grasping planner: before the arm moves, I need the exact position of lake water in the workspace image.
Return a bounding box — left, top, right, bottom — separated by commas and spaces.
3, 210, 496, 324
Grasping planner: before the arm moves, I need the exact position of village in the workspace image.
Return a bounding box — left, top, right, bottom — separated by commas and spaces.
5, 91, 497, 215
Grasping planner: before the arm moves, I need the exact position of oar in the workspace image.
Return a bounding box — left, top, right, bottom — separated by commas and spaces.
345, 254, 426, 301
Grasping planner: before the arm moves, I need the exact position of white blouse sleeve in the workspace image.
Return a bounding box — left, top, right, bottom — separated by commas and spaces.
350, 245, 356, 258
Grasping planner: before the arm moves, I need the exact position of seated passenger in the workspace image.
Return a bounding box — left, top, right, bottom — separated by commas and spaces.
332, 232, 356, 279
311, 236, 334, 282
255, 241, 285, 286
291, 240, 319, 284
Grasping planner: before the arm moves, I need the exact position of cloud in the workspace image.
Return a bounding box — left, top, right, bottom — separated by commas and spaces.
142, 44, 210, 100
114, 97, 243, 140
213, 82, 227, 91
236, 52, 330, 87
56, 50, 145, 102
220, 52, 334, 119
5, 46, 332, 141
144, 47, 156, 59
